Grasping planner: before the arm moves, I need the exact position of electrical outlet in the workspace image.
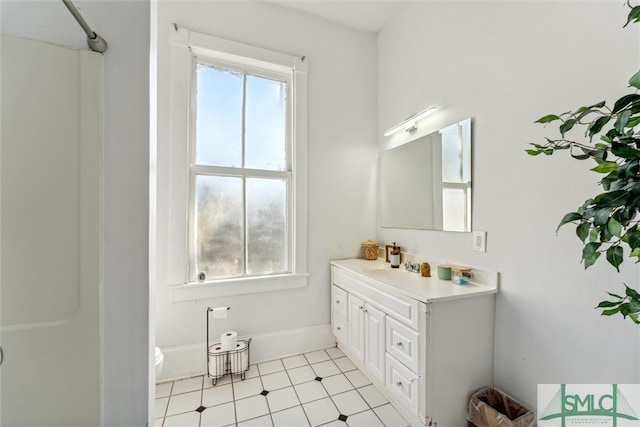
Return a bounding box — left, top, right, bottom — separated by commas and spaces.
472, 231, 486, 252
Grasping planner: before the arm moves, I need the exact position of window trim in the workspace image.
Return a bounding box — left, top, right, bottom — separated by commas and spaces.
168, 27, 308, 300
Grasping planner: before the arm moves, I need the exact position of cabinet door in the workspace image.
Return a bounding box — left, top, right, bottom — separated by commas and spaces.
347, 294, 365, 364
364, 304, 385, 382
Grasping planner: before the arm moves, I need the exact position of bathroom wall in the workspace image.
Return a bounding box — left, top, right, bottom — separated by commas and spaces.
2, 35, 102, 427
154, 1, 378, 379
1, 1, 151, 425
378, 2, 640, 408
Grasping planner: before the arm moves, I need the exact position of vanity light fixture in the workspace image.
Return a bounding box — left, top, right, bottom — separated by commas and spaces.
383, 106, 439, 136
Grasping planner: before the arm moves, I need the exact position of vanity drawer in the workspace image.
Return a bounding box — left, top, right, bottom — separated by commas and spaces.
332, 285, 348, 318
386, 317, 419, 372
385, 353, 419, 416
332, 312, 348, 345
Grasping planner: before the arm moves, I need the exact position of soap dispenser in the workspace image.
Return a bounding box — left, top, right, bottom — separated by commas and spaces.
390, 243, 400, 268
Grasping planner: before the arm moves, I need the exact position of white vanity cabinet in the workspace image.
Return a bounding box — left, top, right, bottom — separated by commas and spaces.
330, 259, 497, 427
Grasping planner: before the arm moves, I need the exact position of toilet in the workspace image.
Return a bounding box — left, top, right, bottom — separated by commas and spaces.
155, 346, 164, 378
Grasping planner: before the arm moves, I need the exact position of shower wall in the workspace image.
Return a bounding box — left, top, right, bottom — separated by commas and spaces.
1, 35, 103, 426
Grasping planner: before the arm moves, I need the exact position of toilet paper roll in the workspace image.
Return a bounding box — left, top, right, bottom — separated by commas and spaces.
230, 341, 249, 374
208, 345, 226, 378
220, 331, 238, 351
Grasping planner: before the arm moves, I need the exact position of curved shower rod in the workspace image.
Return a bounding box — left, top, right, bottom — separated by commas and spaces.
61, 0, 108, 53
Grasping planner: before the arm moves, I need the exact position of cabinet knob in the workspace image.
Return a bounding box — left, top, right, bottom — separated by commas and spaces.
396, 381, 403, 387
336, 299, 340, 303
359, 306, 364, 311
396, 342, 403, 347
337, 326, 341, 331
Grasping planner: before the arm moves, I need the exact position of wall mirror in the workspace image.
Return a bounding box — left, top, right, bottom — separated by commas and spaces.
380, 118, 471, 232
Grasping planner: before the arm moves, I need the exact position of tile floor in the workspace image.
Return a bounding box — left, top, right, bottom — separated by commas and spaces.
155, 347, 411, 427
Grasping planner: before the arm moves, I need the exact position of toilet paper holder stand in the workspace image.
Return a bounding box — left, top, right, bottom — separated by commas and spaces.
206, 306, 252, 386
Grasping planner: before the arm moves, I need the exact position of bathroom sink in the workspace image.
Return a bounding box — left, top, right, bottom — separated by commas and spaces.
363, 266, 425, 285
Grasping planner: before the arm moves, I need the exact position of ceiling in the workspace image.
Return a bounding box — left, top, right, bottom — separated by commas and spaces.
1, 1, 87, 50
0, 0, 408, 53
266, 1, 408, 34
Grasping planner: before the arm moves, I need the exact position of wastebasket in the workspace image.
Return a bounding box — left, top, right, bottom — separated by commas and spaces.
467, 387, 536, 427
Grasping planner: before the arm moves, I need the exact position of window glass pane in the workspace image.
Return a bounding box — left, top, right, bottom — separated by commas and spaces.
196, 64, 243, 167
441, 124, 463, 183
246, 178, 287, 275
442, 187, 466, 232
459, 119, 471, 183
195, 175, 244, 279
245, 75, 287, 171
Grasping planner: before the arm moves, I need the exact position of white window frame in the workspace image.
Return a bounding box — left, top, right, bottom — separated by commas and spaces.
167, 27, 308, 301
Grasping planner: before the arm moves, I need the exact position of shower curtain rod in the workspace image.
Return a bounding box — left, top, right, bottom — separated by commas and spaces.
62, 0, 108, 53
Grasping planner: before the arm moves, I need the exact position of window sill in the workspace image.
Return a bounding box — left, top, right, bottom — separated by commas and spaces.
168, 273, 309, 302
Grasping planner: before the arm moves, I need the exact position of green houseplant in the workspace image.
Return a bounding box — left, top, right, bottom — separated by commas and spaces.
528, 4, 640, 323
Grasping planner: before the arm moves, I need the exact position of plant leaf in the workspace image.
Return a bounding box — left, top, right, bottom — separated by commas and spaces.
615, 110, 631, 133
624, 6, 640, 27
525, 149, 543, 156
560, 118, 577, 136
587, 116, 611, 137
557, 212, 581, 232
591, 162, 619, 173
606, 292, 624, 299
535, 114, 561, 124
613, 94, 640, 113
576, 222, 590, 242
595, 190, 629, 208
570, 147, 592, 160
601, 307, 621, 316
626, 229, 640, 250
625, 285, 640, 300
607, 218, 622, 237
606, 245, 624, 271
630, 70, 640, 90
610, 144, 640, 159
593, 208, 612, 226
627, 116, 640, 128
582, 242, 602, 268
596, 300, 619, 308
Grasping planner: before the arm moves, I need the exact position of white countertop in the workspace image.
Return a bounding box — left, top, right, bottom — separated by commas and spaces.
330, 258, 498, 303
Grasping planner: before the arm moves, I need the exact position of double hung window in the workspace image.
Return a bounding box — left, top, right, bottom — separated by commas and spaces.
192, 61, 290, 281
169, 28, 308, 298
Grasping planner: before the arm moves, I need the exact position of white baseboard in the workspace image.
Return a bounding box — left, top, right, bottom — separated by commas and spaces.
157, 323, 335, 382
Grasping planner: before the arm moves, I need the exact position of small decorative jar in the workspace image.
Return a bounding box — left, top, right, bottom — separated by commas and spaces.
437, 264, 452, 280
451, 266, 472, 284
361, 240, 379, 260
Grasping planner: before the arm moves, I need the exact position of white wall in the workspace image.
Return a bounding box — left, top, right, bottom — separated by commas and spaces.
378, 1, 640, 408
98, 2, 150, 425
154, 1, 378, 379
1, 1, 151, 425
